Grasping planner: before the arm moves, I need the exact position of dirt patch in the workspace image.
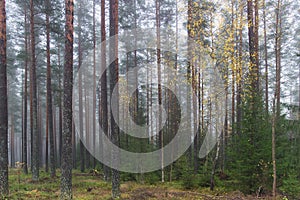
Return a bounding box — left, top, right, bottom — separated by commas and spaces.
123, 187, 280, 200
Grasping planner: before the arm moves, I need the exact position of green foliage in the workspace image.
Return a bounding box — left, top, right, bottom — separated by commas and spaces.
226, 94, 273, 194
276, 119, 300, 199
279, 171, 300, 199
143, 171, 161, 185
226, 91, 300, 197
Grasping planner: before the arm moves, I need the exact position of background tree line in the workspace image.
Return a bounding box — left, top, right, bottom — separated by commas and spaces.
0, 0, 299, 199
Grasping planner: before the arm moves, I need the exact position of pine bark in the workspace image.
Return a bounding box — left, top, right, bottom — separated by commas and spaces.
156, 0, 164, 183
236, 0, 243, 135
263, 0, 269, 112
101, 0, 110, 181
22, 6, 28, 174
92, 0, 96, 169
46, 0, 56, 178
0, 0, 8, 195
275, 0, 282, 118
109, 0, 120, 197
247, 0, 259, 94
78, 0, 85, 173
271, 100, 277, 199
58, 43, 63, 167
30, 0, 39, 181
60, 0, 74, 199
272, 0, 282, 197
10, 115, 15, 168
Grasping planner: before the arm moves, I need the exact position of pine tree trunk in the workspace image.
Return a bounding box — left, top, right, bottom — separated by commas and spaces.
72, 121, 76, 169
272, 0, 282, 197
263, 0, 269, 113
0, 0, 8, 195
254, 0, 259, 79
101, 0, 110, 181
210, 128, 221, 191
275, 0, 282, 118
92, 0, 96, 169
78, 0, 85, 173
30, 0, 39, 181
22, 6, 28, 174
60, 0, 74, 199
271, 100, 277, 199
109, 0, 120, 197
46, 0, 56, 178
231, 0, 235, 132
247, 0, 258, 95
85, 88, 90, 170
155, 0, 164, 182
10, 115, 15, 168
236, 0, 243, 136
58, 42, 63, 167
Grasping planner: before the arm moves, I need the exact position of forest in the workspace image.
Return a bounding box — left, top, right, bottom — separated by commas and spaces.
0, 0, 299, 199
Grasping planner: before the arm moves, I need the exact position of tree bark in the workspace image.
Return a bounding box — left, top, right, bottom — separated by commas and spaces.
101, 0, 110, 181
109, 0, 120, 197
92, 0, 96, 169
22, 5, 29, 174
46, 0, 56, 178
30, 0, 39, 181
0, 0, 8, 195
58, 41, 63, 168
247, 0, 259, 95
10, 115, 15, 168
156, 0, 164, 183
275, 0, 282, 118
231, 0, 235, 132
272, 0, 282, 197
272, 99, 277, 199
78, 0, 85, 173
236, 0, 243, 136
263, 0, 269, 113
60, 0, 74, 199
72, 120, 76, 169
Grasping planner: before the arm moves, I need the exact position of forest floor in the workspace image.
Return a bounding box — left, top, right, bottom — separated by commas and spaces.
8, 168, 285, 200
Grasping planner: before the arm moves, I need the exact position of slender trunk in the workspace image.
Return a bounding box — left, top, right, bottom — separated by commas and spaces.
30, 0, 39, 181
85, 87, 90, 170
11, 115, 15, 168
92, 0, 96, 169
231, 0, 235, 132
58, 41, 63, 168
254, 0, 259, 80
46, 0, 56, 178
247, 0, 259, 95
272, 0, 282, 197
78, 0, 85, 173
38, 89, 43, 169
110, 0, 120, 197
275, 0, 282, 118
0, 0, 8, 194
100, 0, 110, 181
22, 6, 28, 174
169, 0, 179, 180
60, 0, 74, 199
272, 99, 277, 199
46, 104, 49, 173
192, 49, 198, 174
236, 0, 243, 135
210, 130, 221, 191
263, 0, 268, 112
53, 105, 57, 168
59, 82, 63, 167
72, 120, 76, 169
156, 0, 164, 182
